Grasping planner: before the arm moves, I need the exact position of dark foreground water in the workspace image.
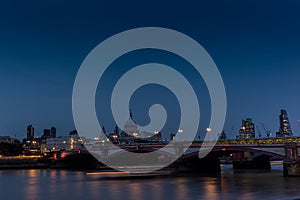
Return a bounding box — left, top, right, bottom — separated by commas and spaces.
0, 164, 300, 200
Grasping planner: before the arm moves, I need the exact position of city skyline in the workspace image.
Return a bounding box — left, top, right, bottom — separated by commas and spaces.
1, 1, 300, 140
9, 107, 296, 141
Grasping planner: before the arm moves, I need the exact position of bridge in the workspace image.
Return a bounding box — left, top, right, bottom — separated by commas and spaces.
83, 139, 300, 175
186, 144, 286, 158
87, 142, 288, 158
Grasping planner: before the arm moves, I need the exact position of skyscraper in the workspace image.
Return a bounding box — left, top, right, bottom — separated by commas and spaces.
42, 127, 57, 138
27, 125, 34, 140
276, 109, 293, 137
238, 118, 255, 139
50, 127, 56, 138
43, 129, 51, 138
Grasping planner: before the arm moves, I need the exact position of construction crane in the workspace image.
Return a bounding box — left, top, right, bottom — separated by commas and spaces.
261, 123, 272, 138
256, 125, 262, 138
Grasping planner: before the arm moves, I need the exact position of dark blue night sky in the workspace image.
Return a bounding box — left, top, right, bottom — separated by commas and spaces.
0, 0, 300, 139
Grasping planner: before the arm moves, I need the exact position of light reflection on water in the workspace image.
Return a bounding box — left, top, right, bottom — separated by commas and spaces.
0, 164, 300, 200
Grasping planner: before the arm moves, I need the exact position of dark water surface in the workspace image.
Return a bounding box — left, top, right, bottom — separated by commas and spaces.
0, 164, 300, 200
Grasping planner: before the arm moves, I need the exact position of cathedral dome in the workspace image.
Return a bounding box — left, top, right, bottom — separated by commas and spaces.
123, 112, 139, 136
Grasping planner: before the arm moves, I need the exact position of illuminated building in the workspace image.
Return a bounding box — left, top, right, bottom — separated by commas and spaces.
119, 111, 163, 143
108, 125, 120, 143
237, 118, 255, 139
46, 135, 85, 151
121, 111, 139, 137
276, 109, 293, 137
0, 136, 19, 144
120, 111, 139, 143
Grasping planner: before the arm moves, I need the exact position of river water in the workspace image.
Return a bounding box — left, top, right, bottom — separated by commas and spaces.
0, 164, 300, 200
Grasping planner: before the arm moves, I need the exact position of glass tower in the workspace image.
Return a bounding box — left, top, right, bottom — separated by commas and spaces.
277, 109, 293, 137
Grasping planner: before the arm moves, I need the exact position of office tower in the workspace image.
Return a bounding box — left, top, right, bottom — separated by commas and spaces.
238, 118, 255, 139
27, 125, 34, 140
277, 109, 293, 137
50, 127, 56, 138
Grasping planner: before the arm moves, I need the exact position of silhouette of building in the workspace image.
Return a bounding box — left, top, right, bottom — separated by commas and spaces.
114, 125, 119, 136
50, 127, 56, 138
42, 127, 56, 139
69, 130, 78, 136
43, 129, 51, 138
107, 125, 120, 143
170, 133, 176, 141
276, 109, 293, 137
27, 125, 34, 140
238, 118, 255, 139
0, 136, 19, 144
219, 130, 227, 141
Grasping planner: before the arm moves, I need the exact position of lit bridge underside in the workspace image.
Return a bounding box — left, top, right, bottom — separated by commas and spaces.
60, 138, 299, 173
87, 138, 300, 161
86, 142, 288, 173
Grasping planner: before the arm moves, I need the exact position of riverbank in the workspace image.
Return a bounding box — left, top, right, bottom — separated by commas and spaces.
0, 156, 52, 169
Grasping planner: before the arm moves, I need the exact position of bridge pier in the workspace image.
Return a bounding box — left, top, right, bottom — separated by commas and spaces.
283, 143, 300, 177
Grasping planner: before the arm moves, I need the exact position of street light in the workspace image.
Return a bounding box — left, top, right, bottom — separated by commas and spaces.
240, 126, 246, 139
178, 129, 184, 142
133, 132, 138, 137
206, 128, 212, 141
